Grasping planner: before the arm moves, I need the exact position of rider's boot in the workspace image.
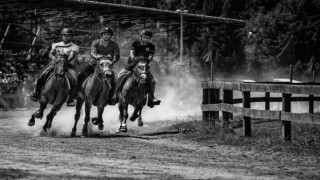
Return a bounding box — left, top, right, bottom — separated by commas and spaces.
146, 78, 161, 108
66, 85, 77, 106
29, 75, 45, 102
107, 75, 118, 105
66, 74, 78, 107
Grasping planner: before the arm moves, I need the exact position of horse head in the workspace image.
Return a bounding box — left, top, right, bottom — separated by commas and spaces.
96, 57, 113, 81
133, 57, 149, 84
54, 55, 68, 78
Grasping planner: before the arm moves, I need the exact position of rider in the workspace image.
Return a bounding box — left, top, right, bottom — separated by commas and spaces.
77, 27, 120, 105
29, 28, 79, 106
116, 29, 161, 108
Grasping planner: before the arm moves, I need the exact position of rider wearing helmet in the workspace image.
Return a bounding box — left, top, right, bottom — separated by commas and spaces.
115, 29, 161, 108
29, 28, 79, 106
77, 27, 120, 105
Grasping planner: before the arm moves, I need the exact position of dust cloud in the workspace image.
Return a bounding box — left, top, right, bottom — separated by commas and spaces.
17, 66, 204, 136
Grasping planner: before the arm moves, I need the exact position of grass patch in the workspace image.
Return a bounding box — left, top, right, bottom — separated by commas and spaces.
168, 116, 320, 155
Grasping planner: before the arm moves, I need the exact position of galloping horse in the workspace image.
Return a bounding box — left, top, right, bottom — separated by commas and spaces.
117, 58, 149, 133
71, 57, 114, 137
28, 55, 71, 132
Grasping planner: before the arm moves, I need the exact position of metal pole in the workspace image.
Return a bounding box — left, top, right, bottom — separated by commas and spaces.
0, 23, 11, 49
180, 12, 183, 64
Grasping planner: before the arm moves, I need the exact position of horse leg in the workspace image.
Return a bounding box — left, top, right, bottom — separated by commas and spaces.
82, 100, 92, 137
71, 98, 84, 137
137, 107, 143, 127
120, 101, 129, 133
43, 100, 64, 132
129, 106, 140, 122
29, 102, 47, 126
97, 105, 105, 130
117, 99, 124, 133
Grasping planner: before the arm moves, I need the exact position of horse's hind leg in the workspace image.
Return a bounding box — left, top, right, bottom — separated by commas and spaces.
82, 101, 92, 137
28, 102, 47, 126
71, 98, 84, 137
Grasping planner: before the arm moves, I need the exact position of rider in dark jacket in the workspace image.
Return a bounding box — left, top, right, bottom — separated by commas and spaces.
116, 30, 161, 108
29, 28, 79, 106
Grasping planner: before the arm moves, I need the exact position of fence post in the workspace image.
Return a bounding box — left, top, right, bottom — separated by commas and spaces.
202, 88, 209, 122
222, 89, 233, 126
282, 93, 291, 141
265, 92, 270, 110
209, 89, 220, 123
308, 94, 314, 113
242, 91, 251, 137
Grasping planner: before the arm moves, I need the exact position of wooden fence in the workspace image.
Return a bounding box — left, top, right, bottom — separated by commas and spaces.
201, 81, 320, 141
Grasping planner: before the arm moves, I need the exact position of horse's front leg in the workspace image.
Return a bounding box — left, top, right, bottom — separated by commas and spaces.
43, 100, 64, 132
137, 107, 143, 127
119, 101, 129, 133
129, 105, 140, 122
97, 105, 105, 130
82, 100, 92, 137
71, 98, 84, 137
28, 102, 47, 126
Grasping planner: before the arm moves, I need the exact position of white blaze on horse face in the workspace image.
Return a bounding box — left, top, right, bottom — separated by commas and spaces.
100, 59, 112, 76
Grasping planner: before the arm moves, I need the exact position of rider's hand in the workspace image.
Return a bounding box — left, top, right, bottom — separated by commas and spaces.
96, 54, 103, 59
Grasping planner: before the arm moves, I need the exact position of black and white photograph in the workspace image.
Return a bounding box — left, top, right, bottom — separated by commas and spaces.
0, 0, 319, 179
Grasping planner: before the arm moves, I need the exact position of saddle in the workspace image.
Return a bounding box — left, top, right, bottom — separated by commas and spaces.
118, 72, 132, 93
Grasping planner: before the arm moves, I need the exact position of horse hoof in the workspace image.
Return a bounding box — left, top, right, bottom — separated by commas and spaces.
138, 120, 143, 127
70, 132, 76, 137
92, 117, 99, 125
98, 124, 104, 130
28, 120, 35, 127
120, 126, 128, 133
81, 131, 88, 137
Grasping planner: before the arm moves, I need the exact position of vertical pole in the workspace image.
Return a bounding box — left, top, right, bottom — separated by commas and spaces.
202, 88, 209, 122
242, 91, 251, 137
167, 20, 169, 62
265, 92, 270, 110
222, 90, 232, 125
282, 93, 291, 141
210, 50, 214, 81
289, 64, 293, 84
180, 12, 183, 64
309, 75, 315, 113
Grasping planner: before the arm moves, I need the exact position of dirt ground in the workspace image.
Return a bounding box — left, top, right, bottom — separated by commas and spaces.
0, 107, 319, 180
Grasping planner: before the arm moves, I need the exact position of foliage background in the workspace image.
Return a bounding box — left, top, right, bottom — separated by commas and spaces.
1, 0, 320, 81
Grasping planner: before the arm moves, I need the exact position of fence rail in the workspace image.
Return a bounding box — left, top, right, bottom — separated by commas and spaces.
201, 81, 320, 141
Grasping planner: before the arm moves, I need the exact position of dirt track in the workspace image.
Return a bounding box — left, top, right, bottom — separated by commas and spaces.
0, 108, 319, 179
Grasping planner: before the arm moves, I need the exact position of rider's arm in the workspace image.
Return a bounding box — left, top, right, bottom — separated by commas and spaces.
48, 48, 56, 63
111, 43, 121, 65
148, 44, 155, 62
68, 44, 79, 62
91, 40, 100, 60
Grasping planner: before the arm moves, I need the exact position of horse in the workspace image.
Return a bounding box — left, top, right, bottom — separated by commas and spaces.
71, 57, 114, 137
117, 58, 149, 133
28, 55, 71, 132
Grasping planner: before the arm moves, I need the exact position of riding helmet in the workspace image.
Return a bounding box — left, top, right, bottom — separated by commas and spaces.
61, 28, 74, 35
140, 30, 153, 38
100, 27, 113, 36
